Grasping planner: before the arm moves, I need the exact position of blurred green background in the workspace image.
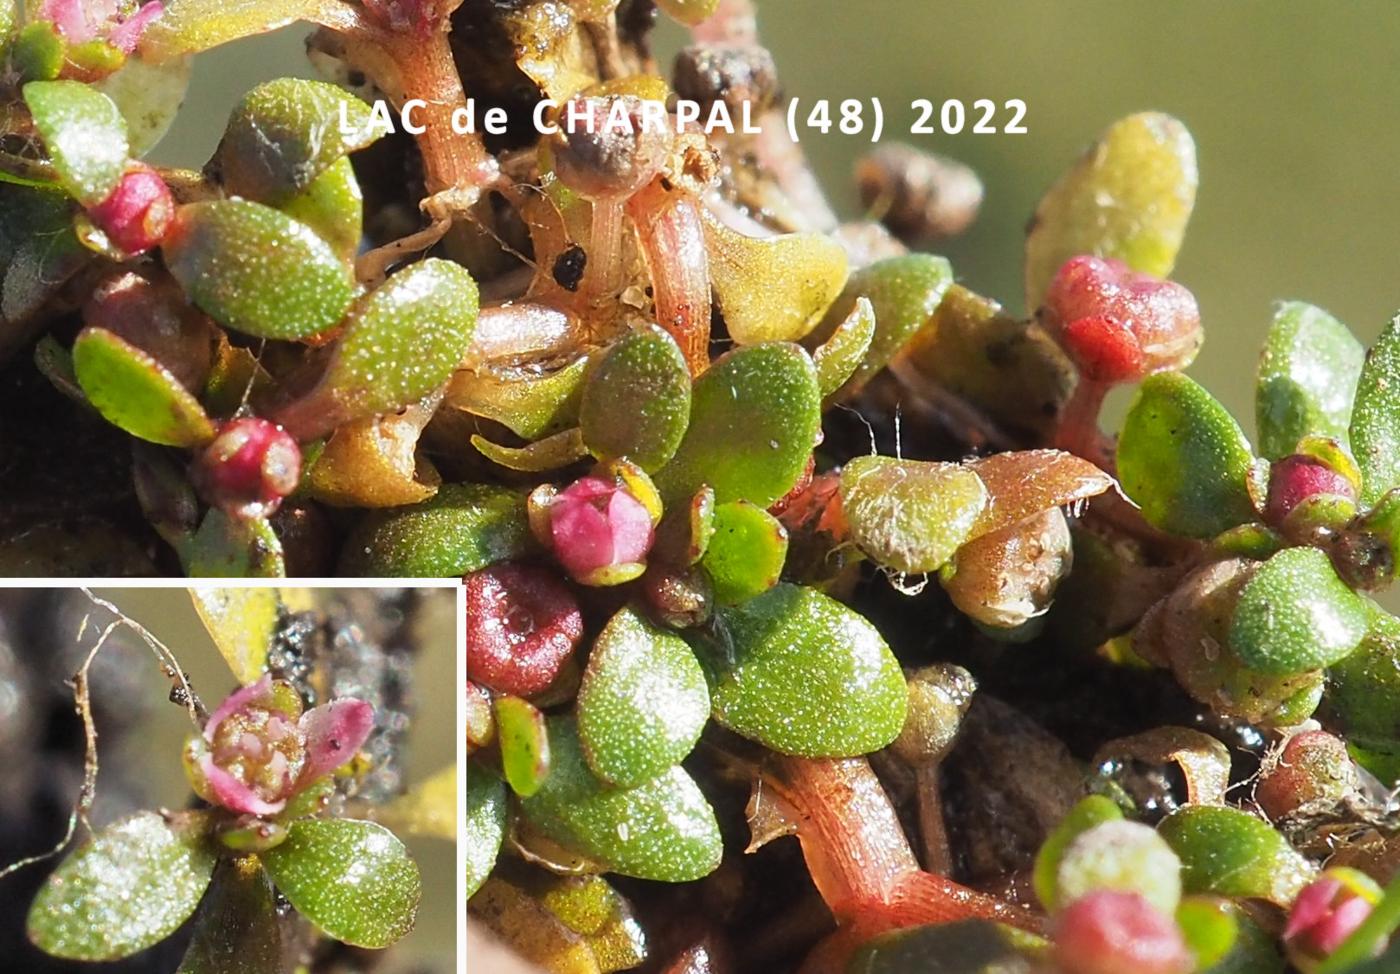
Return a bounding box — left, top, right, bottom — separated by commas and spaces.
154, 0, 1400, 436
92, 588, 456, 973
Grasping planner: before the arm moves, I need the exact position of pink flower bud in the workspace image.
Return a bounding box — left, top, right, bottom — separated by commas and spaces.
191, 417, 302, 520
1055, 891, 1192, 974
86, 164, 174, 255
1044, 256, 1201, 382
465, 562, 584, 697
1285, 871, 1380, 966
548, 475, 656, 584
184, 676, 374, 817
1264, 455, 1357, 526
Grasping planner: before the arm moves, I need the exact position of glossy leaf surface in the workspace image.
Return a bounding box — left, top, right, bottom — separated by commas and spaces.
163, 200, 354, 339
581, 325, 691, 471
840, 456, 987, 574
521, 717, 722, 882
1255, 301, 1363, 460
72, 327, 216, 447
214, 78, 379, 204
1118, 372, 1257, 538
1229, 546, 1369, 675
260, 818, 421, 949
656, 343, 820, 508
1351, 314, 1400, 506
23, 80, 129, 205
342, 484, 530, 577
1025, 112, 1197, 311
27, 812, 216, 961
705, 584, 907, 756
577, 607, 709, 787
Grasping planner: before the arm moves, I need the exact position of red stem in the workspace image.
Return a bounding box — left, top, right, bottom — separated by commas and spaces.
627, 177, 712, 375
764, 756, 1044, 972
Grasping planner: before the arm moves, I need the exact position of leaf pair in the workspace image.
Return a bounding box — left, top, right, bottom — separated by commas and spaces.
28, 812, 420, 962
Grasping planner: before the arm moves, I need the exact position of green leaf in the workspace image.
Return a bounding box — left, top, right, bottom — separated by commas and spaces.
1255, 301, 1364, 460
23, 80, 129, 205
142, 0, 359, 60
189, 588, 279, 685
27, 812, 216, 961
1158, 805, 1313, 906
1025, 112, 1197, 311
97, 55, 193, 157
534, 873, 648, 972
185, 510, 285, 578
176, 860, 281, 974
281, 156, 363, 262
521, 717, 722, 882
1351, 314, 1400, 506
163, 199, 355, 339
577, 607, 709, 787
894, 284, 1078, 441
813, 295, 876, 398
818, 254, 954, 398
656, 342, 821, 508
466, 770, 508, 900
72, 327, 216, 447
849, 920, 1043, 974
341, 483, 531, 577
13, 22, 65, 84
840, 456, 988, 574
703, 217, 849, 345
704, 584, 907, 756
1175, 898, 1240, 974
1033, 795, 1123, 911
581, 324, 692, 471
0, 185, 87, 347
1229, 546, 1369, 675
278, 259, 478, 437
452, 356, 588, 442
260, 818, 421, 949
472, 428, 589, 473
496, 695, 552, 798
1117, 372, 1257, 538
700, 500, 788, 605
213, 78, 379, 205
1329, 610, 1400, 753
1201, 907, 1284, 974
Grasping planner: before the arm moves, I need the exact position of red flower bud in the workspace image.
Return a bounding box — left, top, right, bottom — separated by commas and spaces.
191, 418, 302, 520
1257, 730, 1356, 820
1285, 870, 1381, 968
548, 474, 657, 584
1044, 255, 1201, 382
1060, 315, 1146, 384
1265, 455, 1357, 526
465, 562, 584, 697
1054, 891, 1192, 974
86, 163, 174, 255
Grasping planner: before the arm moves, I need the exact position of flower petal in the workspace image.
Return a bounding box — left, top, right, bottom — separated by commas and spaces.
199, 754, 285, 816
298, 698, 375, 784
1285, 877, 1342, 941
204, 674, 273, 741
110, 2, 165, 54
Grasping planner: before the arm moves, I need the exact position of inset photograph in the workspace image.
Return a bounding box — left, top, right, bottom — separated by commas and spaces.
0, 587, 456, 973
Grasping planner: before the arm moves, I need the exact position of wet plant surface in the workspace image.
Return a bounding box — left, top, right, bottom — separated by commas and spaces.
0, 588, 455, 973
4, 1, 1400, 973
